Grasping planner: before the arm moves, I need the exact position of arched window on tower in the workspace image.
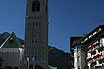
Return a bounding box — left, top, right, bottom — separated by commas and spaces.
32, 1, 40, 12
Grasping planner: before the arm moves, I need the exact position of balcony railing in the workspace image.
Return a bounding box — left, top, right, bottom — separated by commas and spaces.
85, 43, 103, 53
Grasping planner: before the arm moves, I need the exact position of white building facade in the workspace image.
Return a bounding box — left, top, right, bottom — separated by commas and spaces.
80, 25, 104, 69
70, 37, 86, 69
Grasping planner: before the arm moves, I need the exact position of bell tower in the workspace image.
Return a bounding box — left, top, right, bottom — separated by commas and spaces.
24, 0, 48, 68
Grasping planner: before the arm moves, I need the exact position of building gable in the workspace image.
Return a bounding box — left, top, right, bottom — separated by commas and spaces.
0, 32, 23, 48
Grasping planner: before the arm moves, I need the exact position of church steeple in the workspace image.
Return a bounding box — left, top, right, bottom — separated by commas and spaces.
24, 0, 48, 68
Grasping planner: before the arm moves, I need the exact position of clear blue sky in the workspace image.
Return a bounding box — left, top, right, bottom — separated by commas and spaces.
0, 0, 104, 53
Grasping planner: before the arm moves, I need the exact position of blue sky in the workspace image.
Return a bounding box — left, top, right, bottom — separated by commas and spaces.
0, 0, 104, 53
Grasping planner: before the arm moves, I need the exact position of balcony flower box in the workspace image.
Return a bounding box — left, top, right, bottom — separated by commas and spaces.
87, 58, 92, 62
95, 54, 100, 61
85, 48, 88, 52
85, 47, 92, 52
93, 56, 96, 59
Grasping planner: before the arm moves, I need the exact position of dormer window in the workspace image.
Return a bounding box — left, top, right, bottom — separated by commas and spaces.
10, 38, 13, 44
32, 1, 40, 12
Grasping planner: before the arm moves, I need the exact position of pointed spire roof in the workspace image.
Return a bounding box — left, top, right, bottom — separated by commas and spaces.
0, 32, 23, 48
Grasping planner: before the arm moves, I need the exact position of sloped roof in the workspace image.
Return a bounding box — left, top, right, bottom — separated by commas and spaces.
48, 65, 57, 69
0, 32, 23, 48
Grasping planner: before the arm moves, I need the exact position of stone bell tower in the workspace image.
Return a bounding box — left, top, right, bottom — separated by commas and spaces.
24, 0, 48, 68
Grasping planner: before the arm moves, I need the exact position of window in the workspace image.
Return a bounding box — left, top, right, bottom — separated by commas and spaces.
35, 39, 38, 43
77, 56, 80, 62
33, 23, 39, 27
33, 23, 35, 26
32, 1, 40, 12
32, 39, 34, 43
78, 66, 80, 69
32, 38, 38, 44
77, 47, 80, 52
36, 23, 39, 26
